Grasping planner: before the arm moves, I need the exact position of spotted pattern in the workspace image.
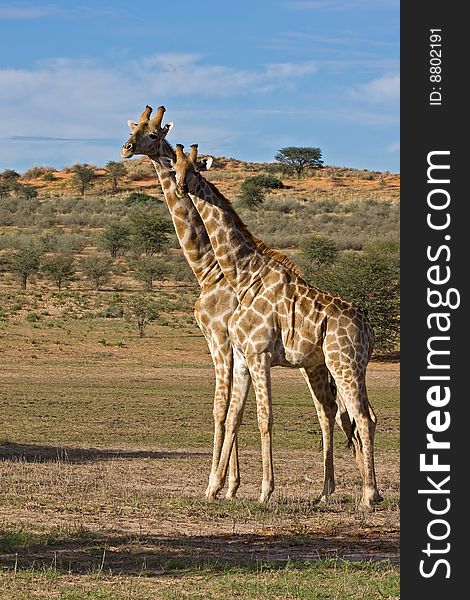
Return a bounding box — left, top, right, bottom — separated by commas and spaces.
173, 148, 381, 509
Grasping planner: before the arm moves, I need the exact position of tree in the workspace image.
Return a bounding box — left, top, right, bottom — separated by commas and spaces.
100, 222, 130, 258
16, 183, 38, 200
72, 163, 96, 196
275, 146, 324, 177
42, 254, 75, 290
300, 236, 339, 274
105, 161, 127, 193
81, 254, 113, 290
126, 295, 160, 337
129, 209, 172, 255
1, 169, 21, 182
133, 255, 168, 290
9, 245, 42, 289
238, 179, 266, 208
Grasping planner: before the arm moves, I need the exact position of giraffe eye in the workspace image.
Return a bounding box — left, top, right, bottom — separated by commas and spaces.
149, 133, 158, 140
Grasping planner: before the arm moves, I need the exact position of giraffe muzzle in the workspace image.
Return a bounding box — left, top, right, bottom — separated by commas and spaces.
121, 142, 135, 158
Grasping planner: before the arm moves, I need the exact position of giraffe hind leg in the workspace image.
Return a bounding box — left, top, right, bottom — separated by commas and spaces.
300, 365, 337, 502
326, 365, 382, 509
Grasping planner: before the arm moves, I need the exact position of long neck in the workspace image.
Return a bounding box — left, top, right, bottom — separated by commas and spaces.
147, 141, 223, 288
187, 172, 268, 299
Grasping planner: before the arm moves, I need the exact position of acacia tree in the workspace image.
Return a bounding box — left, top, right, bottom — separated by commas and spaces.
105, 161, 127, 193
129, 209, 172, 255
133, 255, 168, 290
9, 245, 42, 289
72, 163, 96, 196
42, 254, 75, 290
275, 146, 324, 177
126, 295, 160, 337
81, 254, 113, 290
100, 222, 130, 258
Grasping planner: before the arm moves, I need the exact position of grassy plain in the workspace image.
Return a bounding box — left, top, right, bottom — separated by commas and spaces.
1, 161, 399, 597
0, 305, 399, 599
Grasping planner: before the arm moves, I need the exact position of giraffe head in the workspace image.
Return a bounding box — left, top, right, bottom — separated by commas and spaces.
121, 105, 173, 159
172, 143, 213, 197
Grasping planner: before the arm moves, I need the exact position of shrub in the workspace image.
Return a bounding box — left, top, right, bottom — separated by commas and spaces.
124, 192, 159, 206
300, 236, 339, 273
100, 222, 130, 257
8, 244, 43, 289
132, 255, 168, 290
312, 243, 400, 352
81, 254, 113, 290
126, 295, 160, 337
247, 173, 284, 189
42, 254, 75, 290
129, 209, 172, 255
22, 166, 57, 180
238, 179, 266, 208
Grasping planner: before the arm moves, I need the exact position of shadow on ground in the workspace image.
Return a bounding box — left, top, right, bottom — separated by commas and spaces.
0, 530, 400, 574
0, 442, 208, 464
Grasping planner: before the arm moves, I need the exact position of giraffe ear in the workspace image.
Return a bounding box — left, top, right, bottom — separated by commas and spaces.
163, 121, 174, 134
197, 156, 213, 172
127, 120, 138, 132
159, 156, 175, 170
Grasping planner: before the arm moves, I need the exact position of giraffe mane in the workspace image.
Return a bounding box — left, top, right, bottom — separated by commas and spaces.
194, 175, 306, 279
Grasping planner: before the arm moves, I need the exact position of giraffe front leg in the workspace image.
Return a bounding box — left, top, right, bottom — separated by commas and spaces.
225, 437, 240, 500
206, 347, 251, 501
205, 344, 234, 500
247, 352, 274, 504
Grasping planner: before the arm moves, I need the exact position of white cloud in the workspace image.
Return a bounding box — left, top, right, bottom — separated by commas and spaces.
0, 54, 320, 137
0, 54, 320, 169
351, 73, 399, 104
0, 5, 60, 19
0, 4, 120, 20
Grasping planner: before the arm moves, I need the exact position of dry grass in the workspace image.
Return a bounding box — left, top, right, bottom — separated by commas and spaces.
0, 312, 399, 597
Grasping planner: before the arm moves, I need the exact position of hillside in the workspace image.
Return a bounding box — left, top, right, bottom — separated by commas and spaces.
0, 157, 400, 351
19, 157, 400, 202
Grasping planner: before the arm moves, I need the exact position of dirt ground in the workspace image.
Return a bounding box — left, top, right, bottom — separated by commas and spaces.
0, 318, 399, 577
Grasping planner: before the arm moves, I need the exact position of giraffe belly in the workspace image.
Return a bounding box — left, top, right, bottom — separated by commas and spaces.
272, 336, 324, 369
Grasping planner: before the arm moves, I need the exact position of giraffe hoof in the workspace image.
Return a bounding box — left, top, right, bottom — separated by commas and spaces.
225, 488, 238, 500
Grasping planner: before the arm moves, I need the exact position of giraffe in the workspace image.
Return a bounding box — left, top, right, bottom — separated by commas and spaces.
120, 106, 356, 504
121, 106, 242, 499
171, 144, 382, 509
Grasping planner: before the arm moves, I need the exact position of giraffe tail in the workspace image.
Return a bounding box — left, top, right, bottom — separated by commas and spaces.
347, 419, 356, 449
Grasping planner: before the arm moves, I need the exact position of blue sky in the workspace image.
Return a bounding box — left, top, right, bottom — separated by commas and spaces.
0, 1, 399, 173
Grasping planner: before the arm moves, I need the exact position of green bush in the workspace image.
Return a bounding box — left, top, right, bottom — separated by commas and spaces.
311, 242, 400, 353
126, 295, 160, 337
124, 192, 159, 205
8, 244, 43, 290
247, 173, 284, 189
238, 180, 266, 208
300, 236, 339, 273
42, 254, 75, 290
81, 254, 113, 290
